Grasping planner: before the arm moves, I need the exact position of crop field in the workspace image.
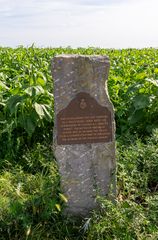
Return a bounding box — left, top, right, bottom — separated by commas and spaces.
0, 46, 158, 239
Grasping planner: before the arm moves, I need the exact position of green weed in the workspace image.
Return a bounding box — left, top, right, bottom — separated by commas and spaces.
0, 46, 158, 239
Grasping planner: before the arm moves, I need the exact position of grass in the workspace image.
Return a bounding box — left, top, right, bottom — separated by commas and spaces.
0, 130, 157, 239
0, 46, 158, 239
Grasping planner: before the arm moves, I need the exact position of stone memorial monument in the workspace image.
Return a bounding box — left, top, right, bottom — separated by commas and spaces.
52, 55, 115, 216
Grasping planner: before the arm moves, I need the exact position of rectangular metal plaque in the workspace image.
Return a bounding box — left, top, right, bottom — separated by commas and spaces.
57, 92, 112, 145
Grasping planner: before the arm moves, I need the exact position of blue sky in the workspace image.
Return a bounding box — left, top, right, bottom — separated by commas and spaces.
0, 0, 158, 48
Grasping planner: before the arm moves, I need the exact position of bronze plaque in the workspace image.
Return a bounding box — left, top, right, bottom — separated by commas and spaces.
57, 92, 112, 145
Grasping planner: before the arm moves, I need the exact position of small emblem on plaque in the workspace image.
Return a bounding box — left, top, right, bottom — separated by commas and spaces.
80, 99, 87, 109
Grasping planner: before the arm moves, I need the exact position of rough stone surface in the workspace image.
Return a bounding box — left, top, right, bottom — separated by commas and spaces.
52, 55, 115, 216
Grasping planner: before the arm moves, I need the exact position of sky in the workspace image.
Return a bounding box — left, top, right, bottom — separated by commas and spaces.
0, 0, 158, 49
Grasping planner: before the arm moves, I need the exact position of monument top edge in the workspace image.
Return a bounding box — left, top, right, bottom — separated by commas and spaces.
53, 54, 109, 61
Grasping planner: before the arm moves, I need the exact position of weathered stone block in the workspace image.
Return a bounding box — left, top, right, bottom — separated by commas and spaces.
52, 55, 115, 216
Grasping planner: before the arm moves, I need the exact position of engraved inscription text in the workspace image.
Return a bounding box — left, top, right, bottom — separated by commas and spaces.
59, 116, 110, 142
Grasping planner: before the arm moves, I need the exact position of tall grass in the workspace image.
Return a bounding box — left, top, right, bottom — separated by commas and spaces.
0, 46, 158, 239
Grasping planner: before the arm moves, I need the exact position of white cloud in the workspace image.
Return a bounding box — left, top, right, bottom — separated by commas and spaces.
0, 0, 127, 18
0, 0, 158, 48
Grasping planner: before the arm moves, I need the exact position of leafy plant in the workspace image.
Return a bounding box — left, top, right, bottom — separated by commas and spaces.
0, 46, 158, 239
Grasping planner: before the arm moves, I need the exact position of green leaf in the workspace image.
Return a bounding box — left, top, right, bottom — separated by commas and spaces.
154, 68, 158, 74
7, 95, 23, 114
128, 109, 144, 124
34, 103, 45, 119
41, 105, 52, 121
59, 193, 68, 203
36, 77, 46, 86
0, 80, 9, 90
55, 204, 61, 212
135, 72, 147, 80
133, 95, 150, 110
23, 116, 36, 136
24, 86, 45, 97
146, 79, 158, 87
